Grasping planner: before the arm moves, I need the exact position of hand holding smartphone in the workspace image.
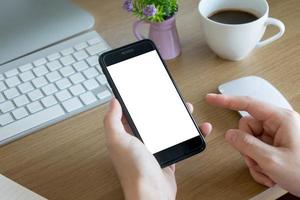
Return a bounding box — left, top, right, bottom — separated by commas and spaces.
99, 40, 206, 167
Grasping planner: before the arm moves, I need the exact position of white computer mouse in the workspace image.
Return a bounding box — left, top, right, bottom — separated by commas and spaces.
218, 76, 293, 117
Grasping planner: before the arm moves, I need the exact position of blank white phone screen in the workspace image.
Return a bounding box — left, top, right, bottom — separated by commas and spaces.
108, 50, 199, 154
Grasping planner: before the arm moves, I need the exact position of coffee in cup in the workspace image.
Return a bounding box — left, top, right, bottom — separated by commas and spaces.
208, 10, 258, 25
198, 0, 285, 61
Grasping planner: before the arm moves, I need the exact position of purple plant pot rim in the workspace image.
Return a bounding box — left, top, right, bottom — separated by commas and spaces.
143, 14, 176, 24
144, 15, 177, 30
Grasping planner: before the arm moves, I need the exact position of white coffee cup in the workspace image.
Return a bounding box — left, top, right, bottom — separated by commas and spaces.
198, 0, 285, 61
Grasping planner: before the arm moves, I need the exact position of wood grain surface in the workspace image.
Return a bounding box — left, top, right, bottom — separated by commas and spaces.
0, 0, 299, 199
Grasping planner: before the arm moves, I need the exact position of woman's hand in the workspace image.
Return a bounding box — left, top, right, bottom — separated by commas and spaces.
104, 98, 212, 200
206, 94, 300, 197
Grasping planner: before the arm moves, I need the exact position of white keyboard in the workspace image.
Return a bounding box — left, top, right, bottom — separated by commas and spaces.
0, 31, 112, 145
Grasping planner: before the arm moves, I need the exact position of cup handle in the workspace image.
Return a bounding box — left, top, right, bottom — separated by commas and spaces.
133, 20, 148, 40
256, 18, 285, 48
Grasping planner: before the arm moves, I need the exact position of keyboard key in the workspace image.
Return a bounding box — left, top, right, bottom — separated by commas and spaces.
0, 105, 65, 142
19, 63, 33, 72
19, 71, 35, 82
55, 78, 72, 90
0, 113, 14, 126
73, 50, 88, 61
28, 89, 44, 101
33, 58, 47, 67
0, 93, 4, 103
5, 69, 19, 78
80, 92, 97, 105
42, 84, 58, 96
86, 56, 99, 67
0, 74, 4, 81
47, 53, 61, 61
73, 61, 89, 72
33, 65, 49, 77
47, 60, 62, 71
96, 90, 111, 100
61, 48, 74, 56
60, 66, 75, 77
95, 64, 103, 73
96, 74, 108, 85
0, 81, 7, 92
46, 71, 62, 83
87, 37, 102, 45
12, 107, 28, 120
18, 82, 34, 93
62, 97, 83, 112
83, 79, 99, 90
86, 43, 108, 55
69, 84, 86, 96
69, 73, 85, 84
32, 77, 48, 88
5, 76, 21, 88
83, 68, 99, 79
74, 42, 88, 51
13, 95, 30, 107
0, 101, 15, 113
41, 95, 58, 107
55, 90, 72, 102
4, 88, 20, 99
60, 55, 75, 66
27, 101, 43, 114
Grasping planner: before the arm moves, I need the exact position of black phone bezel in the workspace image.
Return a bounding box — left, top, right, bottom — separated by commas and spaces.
99, 39, 206, 168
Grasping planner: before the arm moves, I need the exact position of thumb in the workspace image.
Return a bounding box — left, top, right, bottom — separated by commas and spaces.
103, 98, 127, 140
225, 129, 274, 163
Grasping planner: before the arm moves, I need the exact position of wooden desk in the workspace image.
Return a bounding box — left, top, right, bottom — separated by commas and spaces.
0, 0, 299, 199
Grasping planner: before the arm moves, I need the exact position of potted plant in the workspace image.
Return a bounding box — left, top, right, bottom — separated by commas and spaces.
123, 0, 181, 60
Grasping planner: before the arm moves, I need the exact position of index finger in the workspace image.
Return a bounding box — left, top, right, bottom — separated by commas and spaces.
206, 94, 280, 121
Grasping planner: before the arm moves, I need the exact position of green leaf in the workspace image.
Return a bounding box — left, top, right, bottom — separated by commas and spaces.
131, 0, 178, 22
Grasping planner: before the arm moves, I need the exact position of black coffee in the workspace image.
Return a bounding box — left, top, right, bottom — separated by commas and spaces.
208, 9, 258, 25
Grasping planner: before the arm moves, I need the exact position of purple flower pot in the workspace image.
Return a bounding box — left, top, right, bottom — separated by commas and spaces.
133, 16, 181, 60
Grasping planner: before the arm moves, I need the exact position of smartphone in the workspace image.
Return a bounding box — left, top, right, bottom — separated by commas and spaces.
99, 40, 206, 167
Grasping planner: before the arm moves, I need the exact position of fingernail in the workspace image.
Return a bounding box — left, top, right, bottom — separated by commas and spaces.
265, 181, 274, 187
225, 129, 237, 142
207, 93, 217, 97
